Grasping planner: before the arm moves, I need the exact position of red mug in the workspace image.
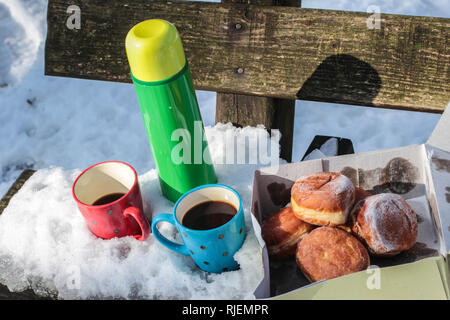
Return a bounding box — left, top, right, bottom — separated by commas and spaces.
72, 161, 150, 241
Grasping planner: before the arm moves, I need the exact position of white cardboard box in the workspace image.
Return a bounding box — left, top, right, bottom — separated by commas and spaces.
251, 106, 450, 299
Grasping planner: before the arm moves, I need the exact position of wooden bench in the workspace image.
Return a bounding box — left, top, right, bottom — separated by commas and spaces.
45, 0, 450, 160
1, 0, 449, 299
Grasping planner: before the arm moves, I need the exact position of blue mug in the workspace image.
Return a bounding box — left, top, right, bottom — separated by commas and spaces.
151, 184, 246, 273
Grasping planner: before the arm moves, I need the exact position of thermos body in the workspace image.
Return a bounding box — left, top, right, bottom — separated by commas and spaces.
126, 19, 217, 202
131, 64, 216, 202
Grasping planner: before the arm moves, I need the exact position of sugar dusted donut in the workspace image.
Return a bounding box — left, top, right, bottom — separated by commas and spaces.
296, 227, 370, 282
344, 187, 372, 231
351, 193, 418, 256
290, 172, 355, 226
261, 206, 314, 258
354, 187, 372, 205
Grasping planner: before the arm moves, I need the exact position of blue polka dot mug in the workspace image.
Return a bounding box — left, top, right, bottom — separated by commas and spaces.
151, 184, 246, 273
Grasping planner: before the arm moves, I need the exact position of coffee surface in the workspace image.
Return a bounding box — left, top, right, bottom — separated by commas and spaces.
92, 193, 125, 206
182, 201, 237, 230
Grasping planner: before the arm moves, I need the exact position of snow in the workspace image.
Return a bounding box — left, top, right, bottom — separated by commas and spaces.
0, 121, 276, 299
0, 126, 270, 299
0, 0, 448, 299
303, 137, 338, 160
319, 138, 338, 157
303, 148, 327, 161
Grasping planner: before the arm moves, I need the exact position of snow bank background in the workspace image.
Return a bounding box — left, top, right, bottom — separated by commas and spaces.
0, 0, 448, 299
0, 0, 448, 197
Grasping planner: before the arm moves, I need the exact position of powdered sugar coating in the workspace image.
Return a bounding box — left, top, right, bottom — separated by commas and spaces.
293, 172, 354, 195
351, 193, 418, 256
291, 172, 355, 213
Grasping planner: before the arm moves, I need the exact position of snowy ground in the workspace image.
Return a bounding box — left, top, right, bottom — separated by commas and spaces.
0, 0, 448, 299
0, 0, 448, 197
0, 127, 271, 299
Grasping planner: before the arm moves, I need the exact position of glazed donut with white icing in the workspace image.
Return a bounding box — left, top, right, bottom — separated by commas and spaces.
290, 172, 355, 226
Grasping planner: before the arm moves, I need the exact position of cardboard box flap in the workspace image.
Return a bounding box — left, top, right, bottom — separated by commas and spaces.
271, 257, 448, 300
425, 145, 450, 254
251, 160, 323, 298
254, 159, 323, 222
251, 144, 443, 298
427, 103, 450, 152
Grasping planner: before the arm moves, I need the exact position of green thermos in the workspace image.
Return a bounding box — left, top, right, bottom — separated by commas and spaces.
125, 19, 217, 202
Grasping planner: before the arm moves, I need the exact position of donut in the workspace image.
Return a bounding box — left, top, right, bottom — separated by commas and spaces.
342, 187, 372, 232
354, 187, 372, 204
350, 193, 418, 257
336, 224, 352, 233
290, 172, 355, 226
296, 227, 370, 282
261, 206, 314, 258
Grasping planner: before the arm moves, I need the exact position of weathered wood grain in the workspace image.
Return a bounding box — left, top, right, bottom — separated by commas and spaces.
45, 0, 450, 112
216, 0, 299, 162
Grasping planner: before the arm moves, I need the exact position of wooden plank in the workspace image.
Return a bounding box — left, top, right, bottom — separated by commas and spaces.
216, 0, 298, 162
272, 98, 295, 161
0, 169, 45, 300
45, 0, 450, 113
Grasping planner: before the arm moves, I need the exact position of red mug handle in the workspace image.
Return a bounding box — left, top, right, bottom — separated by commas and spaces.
124, 207, 150, 241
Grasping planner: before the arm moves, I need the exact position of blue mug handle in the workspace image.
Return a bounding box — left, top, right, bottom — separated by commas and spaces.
151, 214, 190, 256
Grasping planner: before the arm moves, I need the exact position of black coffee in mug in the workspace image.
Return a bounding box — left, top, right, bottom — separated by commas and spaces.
182, 201, 237, 230
92, 193, 125, 206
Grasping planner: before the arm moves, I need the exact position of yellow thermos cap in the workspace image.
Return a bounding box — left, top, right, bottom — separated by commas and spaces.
125, 19, 186, 82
